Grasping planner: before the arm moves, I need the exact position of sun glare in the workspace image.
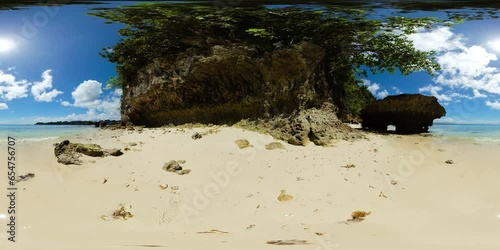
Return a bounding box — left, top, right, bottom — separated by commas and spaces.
0, 38, 16, 53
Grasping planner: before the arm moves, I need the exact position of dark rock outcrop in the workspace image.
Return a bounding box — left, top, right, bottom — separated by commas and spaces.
360, 94, 446, 134
74, 144, 105, 157
121, 43, 335, 127
237, 102, 365, 146
54, 140, 123, 165
94, 120, 107, 128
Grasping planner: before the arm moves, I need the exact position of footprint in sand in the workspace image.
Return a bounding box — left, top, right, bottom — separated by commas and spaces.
154, 194, 183, 224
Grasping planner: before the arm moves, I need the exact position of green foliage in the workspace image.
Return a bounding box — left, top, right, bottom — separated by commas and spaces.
90, 4, 449, 114
246, 28, 274, 38
343, 79, 376, 116
104, 76, 120, 90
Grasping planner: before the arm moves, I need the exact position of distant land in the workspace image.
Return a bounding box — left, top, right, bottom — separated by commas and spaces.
34, 120, 120, 126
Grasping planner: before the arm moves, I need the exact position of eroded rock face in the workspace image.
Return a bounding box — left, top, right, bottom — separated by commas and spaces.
238, 102, 365, 146
360, 94, 446, 134
74, 144, 105, 157
54, 140, 122, 165
121, 42, 335, 126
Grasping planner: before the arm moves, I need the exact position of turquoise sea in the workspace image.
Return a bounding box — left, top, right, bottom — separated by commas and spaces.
0, 123, 499, 143
429, 123, 500, 142
0, 124, 96, 142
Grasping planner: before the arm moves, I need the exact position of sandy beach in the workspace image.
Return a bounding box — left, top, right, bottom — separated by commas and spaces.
1, 126, 499, 250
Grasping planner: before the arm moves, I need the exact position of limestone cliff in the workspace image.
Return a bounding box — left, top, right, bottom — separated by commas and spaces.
121, 42, 337, 126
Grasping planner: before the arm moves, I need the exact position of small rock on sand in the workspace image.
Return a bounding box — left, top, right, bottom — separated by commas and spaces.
107, 148, 123, 156
163, 160, 182, 172
235, 139, 252, 149
15, 173, 35, 183
277, 190, 294, 202
191, 132, 202, 140
128, 142, 138, 146
351, 210, 371, 221
445, 160, 454, 164
265, 142, 285, 150
341, 164, 356, 168
176, 169, 191, 175
162, 160, 191, 175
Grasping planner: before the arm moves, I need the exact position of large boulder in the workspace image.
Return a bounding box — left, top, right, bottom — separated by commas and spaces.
54, 140, 120, 165
360, 94, 446, 134
120, 42, 335, 126
54, 140, 82, 165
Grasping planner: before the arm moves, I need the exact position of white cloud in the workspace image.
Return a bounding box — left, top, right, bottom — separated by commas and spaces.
407, 26, 464, 52
392, 87, 402, 94
72, 80, 103, 109
418, 84, 452, 101
473, 89, 487, 98
0, 103, 8, 110
0, 71, 29, 101
35, 108, 120, 122
61, 80, 121, 120
377, 89, 389, 99
31, 70, 63, 102
434, 46, 500, 95
486, 100, 500, 110
61, 101, 71, 106
363, 79, 379, 93
97, 96, 121, 116
361, 79, 389, 99
436, 45, 497, 81
407, 26, 500, 101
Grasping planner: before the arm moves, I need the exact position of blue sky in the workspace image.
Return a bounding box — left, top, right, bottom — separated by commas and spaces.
0, 2, 126, 124
364, 18, 500, 124
0, 3, 499, 124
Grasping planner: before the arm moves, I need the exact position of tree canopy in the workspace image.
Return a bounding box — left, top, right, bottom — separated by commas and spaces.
90, 4, 448, 115
92, 4, 442, 82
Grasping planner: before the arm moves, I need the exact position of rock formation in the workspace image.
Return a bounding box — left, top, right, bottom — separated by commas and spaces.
237, 102, 365, 146
360, 94, 446, 134
120, 43, 336, 127
54, 140, 123, 165
162, 160, 191, 175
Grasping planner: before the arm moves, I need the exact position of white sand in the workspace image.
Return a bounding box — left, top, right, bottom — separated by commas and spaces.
1, 126, 499, 249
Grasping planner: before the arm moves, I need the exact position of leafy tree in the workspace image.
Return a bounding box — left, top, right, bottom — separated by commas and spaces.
90, 4, 446, 116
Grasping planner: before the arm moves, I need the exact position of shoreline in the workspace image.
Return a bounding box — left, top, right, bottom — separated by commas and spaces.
1, 125, 499, 249
2, 122, 500, 145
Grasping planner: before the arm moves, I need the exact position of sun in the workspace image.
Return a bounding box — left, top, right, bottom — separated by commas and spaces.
0, 38, 16, 53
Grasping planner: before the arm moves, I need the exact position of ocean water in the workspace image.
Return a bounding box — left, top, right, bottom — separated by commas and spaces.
429, 123, 500, 143
0, 123, 499, 143
0, 124, 96, 142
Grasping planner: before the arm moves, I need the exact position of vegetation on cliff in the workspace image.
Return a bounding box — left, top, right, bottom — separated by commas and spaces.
89, 3, 458, 125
